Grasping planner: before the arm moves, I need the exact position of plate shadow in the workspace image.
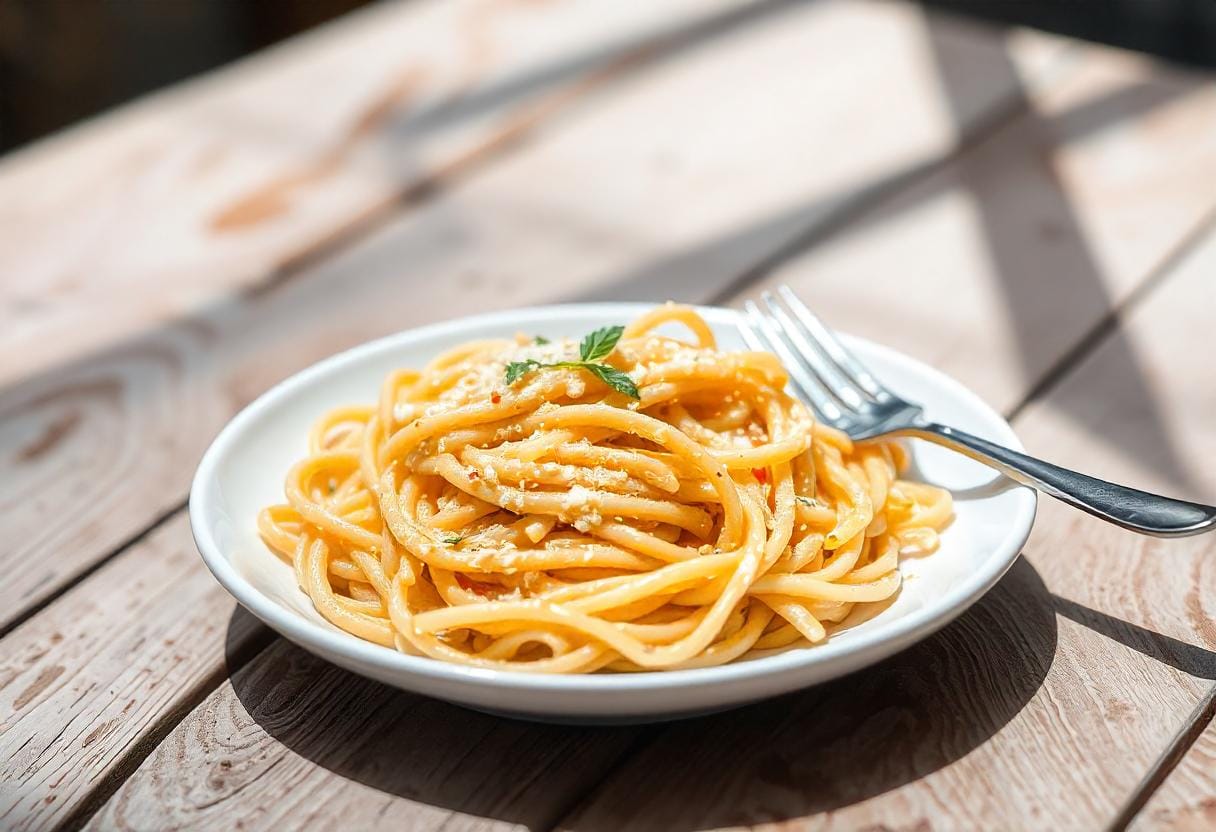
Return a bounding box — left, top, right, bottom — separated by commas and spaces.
224, 555, 1057, 830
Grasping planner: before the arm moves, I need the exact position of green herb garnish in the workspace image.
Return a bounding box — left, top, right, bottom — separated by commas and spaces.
440, 534, 464, 545
505, 359, 540, 385
504, 325, 639, 399
533, 335, 550, 345
578, 325, 624, 362
581, 363, 639, 397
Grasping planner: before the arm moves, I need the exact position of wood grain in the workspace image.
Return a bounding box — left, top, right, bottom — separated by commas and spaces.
0, 514, 270, 831
1133, 705, 1216, 831
740, 43, 1216, 417
0, 1, 1063, 632
558, 191, 1216, 831
0, 0, 758, 388
88, 639, 640, 832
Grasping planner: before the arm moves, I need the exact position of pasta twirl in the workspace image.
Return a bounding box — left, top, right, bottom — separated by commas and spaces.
258, 304, 952, 672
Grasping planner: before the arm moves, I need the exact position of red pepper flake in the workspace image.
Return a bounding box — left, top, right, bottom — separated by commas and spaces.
455, 573, 493, 596
468, 470, 480, 481
752, 468, 768, 484
490, 392, 501, 404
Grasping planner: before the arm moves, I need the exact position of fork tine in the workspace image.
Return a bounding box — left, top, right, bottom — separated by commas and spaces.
776, 285, 892, 401
760, 291, 866, 411
742, 302, 849, 426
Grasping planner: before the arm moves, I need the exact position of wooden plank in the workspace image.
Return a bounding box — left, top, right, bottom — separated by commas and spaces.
1133, 708, 1216, 831
86, 32, 1216, 832
0, 514, 270, 831
740, 42, 1216, 417
0, 513, 635, 832
0, 0, 761, 389
89, 639, 638, 832
0, 1, 1064, 631
558, 189, 1216, 830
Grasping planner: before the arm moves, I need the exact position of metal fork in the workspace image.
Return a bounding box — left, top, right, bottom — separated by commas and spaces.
742, 285, 1216, 537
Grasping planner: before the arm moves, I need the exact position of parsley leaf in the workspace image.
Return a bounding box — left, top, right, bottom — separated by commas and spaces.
505, 359, 540, 385
533, 335, 550, 345
503, 326, 639, 399
441, 534, 464, 545
583, 363, 640, 399
579, 325, 624, 362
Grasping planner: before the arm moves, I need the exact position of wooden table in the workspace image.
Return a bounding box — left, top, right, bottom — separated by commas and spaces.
3, 1, 1214, 828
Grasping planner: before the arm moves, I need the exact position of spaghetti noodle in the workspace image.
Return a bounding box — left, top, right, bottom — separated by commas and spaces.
258, 304, 952, 672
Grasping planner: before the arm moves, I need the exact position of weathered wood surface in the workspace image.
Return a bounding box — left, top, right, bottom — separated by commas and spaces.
2, 0, 1215, 830
0, 0, 1065, 634
90, 639, 643, 832
0, 515, 270, 832
1134, 710, 1216, 830
747, 45, 1216, 416
0, 0, 758, 387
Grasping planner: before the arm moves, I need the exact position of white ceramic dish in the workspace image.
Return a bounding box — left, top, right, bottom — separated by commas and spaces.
191, 303, 1036, 721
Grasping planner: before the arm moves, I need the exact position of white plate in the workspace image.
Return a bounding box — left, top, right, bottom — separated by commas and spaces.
191, 303, 1036, 721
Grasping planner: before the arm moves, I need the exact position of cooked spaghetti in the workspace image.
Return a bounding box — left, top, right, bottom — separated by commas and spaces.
258, 304, 951, 672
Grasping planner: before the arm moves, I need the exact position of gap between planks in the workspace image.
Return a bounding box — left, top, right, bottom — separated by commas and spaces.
1006, 202, 1216, 423
53, 625, 280, 832
1114, 687, 1216, 831
0, 501, 183, 643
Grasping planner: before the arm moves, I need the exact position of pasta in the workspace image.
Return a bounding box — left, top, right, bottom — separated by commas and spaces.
258, 304, 952, 672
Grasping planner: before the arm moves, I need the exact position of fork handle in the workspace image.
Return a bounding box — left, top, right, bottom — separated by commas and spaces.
901, 423, 1216, 537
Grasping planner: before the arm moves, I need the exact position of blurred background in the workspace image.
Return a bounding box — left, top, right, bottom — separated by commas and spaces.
4, 0, 1216, 154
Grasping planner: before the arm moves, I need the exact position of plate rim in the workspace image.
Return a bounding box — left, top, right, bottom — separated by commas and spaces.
190, 302, 1037, 696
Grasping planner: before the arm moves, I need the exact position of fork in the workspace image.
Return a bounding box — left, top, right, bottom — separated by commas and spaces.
742, 286, 1216, 538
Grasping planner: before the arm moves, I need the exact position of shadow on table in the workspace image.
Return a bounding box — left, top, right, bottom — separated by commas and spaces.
566, 9, 1206, 504
224, 556, 1058, 830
